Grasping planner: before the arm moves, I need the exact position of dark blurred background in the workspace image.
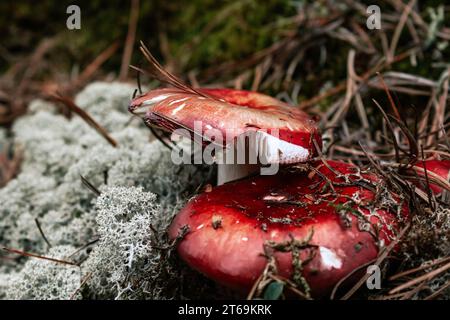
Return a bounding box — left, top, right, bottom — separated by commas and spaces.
0, 0, 296, 83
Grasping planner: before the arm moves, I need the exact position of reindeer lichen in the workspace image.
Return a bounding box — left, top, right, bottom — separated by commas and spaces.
0, 82, 209, 299
5, 245, 81, 300
83, 186, 166, 299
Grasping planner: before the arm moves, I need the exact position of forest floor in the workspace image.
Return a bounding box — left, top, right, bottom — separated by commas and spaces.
0, 1, 449, 300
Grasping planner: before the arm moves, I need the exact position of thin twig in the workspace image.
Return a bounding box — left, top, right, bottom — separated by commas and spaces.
424, 280, 450, 300
2, 247, 78, 266
73, 41, 120, 90
49, 94, 118, 147
70, 272, 93, 300
34, 218, 52, 248
119, 0, 140, 80
389, 261, 450, 294
388, 0, 416, 62
340, 224, 410, 299
80, 175, 101, 196
69, 238, 100, 260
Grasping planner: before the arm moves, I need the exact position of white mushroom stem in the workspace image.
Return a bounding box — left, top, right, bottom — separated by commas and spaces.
217, 163, 260, 185
173, 131, 310, 185
216, 131, 310, 185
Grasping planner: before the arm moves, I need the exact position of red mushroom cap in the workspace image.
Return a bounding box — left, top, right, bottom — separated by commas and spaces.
412, 159, 450, 195
129, 88, 321, 164
169, 161, 408, 297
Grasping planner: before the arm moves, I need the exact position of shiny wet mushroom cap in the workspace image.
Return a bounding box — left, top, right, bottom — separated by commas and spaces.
129, 87, 321, 184
168, 161, 409, 297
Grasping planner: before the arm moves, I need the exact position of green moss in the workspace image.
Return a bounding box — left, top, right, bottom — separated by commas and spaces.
0, 0, 295, 74
161, 0, 296, 69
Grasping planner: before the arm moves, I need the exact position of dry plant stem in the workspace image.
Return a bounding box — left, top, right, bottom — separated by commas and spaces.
380, 288, 419, 300
119, 0, 140, 81
80, 175, 101, 196
298, 48, 417, 110
137, 41, 207, 97
329, 50, 356, 127
420, 147, 436, 210
388, 0, 416, 63
70, 272, 93, 300
34, 218, 52, 248
424, 281, 450, 300
72, 42, 120, 91
247, 255, 276, 300
199, 36, 291, 81
350, 18, 376, 53
389, 261, 450, 295
372, 99, 401, 162
188, 70, 200, 88
330, 259, 378, 300
251, 64, 263, 92
399, 281, 427, 300
67, 238, 100, 260
0, 37, 59, 125
340, 224, 410, 300
158, 31, 177, 73
246, 272, 264, 300
148, 126, 175, 151
298, 82, 346, 110
50, 94, 118, 148
358, 142, 391, 181
2, 247, 77, 266
0, 148, 22, 187
376, 73, 401, 120
417, 122, 450, 138
429, 68, 449, 145
0, 40, 119, 125
382, 282, 428, 300
16, 37, 59, 96
389, 114, 419, 159
332, 146, 393, 158
354, 93, 370, 138
267, 274, 311, 300
388, 0, 427, 32
333, 146, 450, 160
388, 163, 450, 192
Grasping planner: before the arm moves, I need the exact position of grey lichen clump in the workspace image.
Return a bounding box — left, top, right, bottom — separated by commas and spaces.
84, 186, 179, 299
5, 245, 81, 300
0, 82, 209, 300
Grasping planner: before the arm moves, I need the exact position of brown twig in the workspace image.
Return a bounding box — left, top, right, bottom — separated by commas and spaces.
389, 261, 450, 295
0, 147, 22, 188
376, 72, 402, 121
80, 175, 101, 196
119, 0, 140, 81
424, 280, 450, 300
72, 41, 120, 91
70, 272, 93, 300
389, 256, 450, 281
2, 247, 78, 266
388, 0, 416, 63
34, 218, 52, 248
340, 224, 410, 300
68, 237, 100, 260
49, 94, 118, 147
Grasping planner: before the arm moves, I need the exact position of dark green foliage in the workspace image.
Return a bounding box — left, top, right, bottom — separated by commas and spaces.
0, 0, 294, 74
